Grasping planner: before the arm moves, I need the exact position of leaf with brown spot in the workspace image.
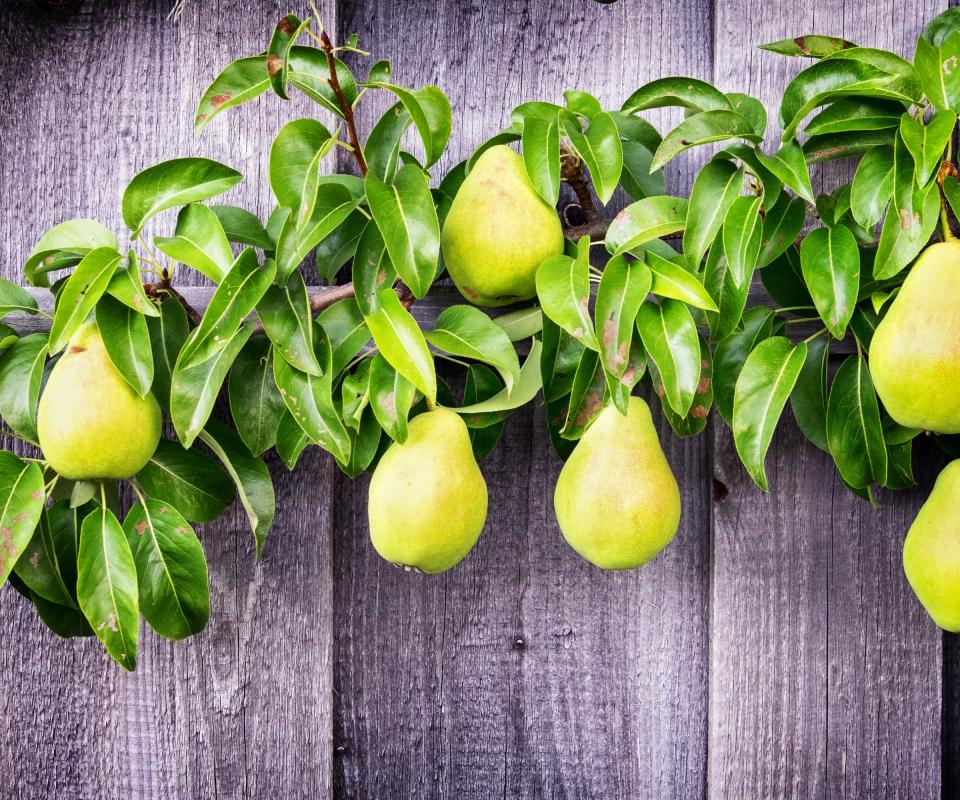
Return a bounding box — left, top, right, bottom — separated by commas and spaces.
0, 452, 44, 589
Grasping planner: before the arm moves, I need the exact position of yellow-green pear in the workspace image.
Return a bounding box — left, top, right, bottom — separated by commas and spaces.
554, 397, 681, 569
871, 240, 960, 432
37, 321, 161, 480
903, 459, 960, 632
441, 144, 564, 307
368, 407, 487, 573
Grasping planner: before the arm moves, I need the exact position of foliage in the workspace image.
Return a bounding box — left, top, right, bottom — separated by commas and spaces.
3, 7, 960, 667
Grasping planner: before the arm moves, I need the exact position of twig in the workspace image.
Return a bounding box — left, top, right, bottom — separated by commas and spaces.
319, 30, 368, 177
561, 150, 597, 222
564, 217, 610, 242
144, 281, 203, 326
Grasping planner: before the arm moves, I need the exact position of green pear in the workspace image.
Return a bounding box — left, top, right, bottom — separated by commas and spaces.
871, 240, 960, 432
903, 459, 960, 631
37, 322, 161, 480
554, 397, 681, 569
368, 407, 487, 573
440, 144, 564, 307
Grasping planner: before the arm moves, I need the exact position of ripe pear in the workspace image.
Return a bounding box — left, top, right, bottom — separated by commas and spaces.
903, 459, 960, 631
871, 240, 960, 432
554, 397, 681, 569
440, 144, 564, 307
37, 321, 161, 480
368, 407, 487, 573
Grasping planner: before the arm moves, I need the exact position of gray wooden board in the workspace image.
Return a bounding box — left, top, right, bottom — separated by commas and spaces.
0, 0, 956, 798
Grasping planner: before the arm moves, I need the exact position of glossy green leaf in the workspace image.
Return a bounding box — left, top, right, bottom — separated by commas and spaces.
657, 335, 713, 436
124, 499, 208, 640
106, 252, 160, 318
653, 110, 760, 170
452, 340, 543, 414
199, 419, 275, 558
154, 204, 234, 283
619, 139, 665, 201
77, 503, 138, 670
275, 411, 310, 470
24, 219, 118, 284
122, 157, 243, 236
541, 316, 586, 403
315, 209, 366, 283
368, 354, 416, 444
643, 251, 715, 311
0, 453, 44, 588
96, 294, 154, 396
827, 354, 888, 488
179, 249, 275, 369
464, 365, 507, 461
521, 113, 561, 205
287, 47, 358, 117
195, 55, 270, 130
366, 102, 412, 183
0, 333, 47, 444
13, 501, 78, 608
229, 337, 286, 457
727, 93, 767, 137
799, 224, 860, 338
732, 337, 807, 491
594, 255, 650, 378
914, 32, 960, 112
605, 195, 688, 256
535, 253, 598, 351
758, 194, 806, 267
703, 233, 750, 340
636, 300, 701, 416
209, 205, 273, 250
0, 277, 38, 319
805, 97, 903, 136
146, 297, 189, 411
791, 334, 830, 451
317, 298, 370, 375
684, 159, 743, 270
561, 349, 607, 438
363, 83, 452, 167
364, 287, 436, 403
756, 140, 814, 203
266, 13, 309, 99
426, 305, 521, 393
722, 194, 764, 286
269, 118, 336, 211
563, 110, 623, 204
761, 246, 814, 309
759, 34, 857, 58
48, 247, 122, 354
256, 271, 322, 376
352, 220, 397, 316
899, 110, 957, 186
850, 145, 895, 228
336, 406, 382, 478
621, 77, 733, 114
712, 307, 778, 423
493, 306, 543, 341
136, 438, 235, 523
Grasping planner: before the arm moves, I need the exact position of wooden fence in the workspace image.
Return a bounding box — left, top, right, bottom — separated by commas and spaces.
0, 0, 957, 797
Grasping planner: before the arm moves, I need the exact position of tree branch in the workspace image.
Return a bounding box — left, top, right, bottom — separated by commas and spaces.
561, 150, 597, 222
320, 30, 368, 177
144, 281, 203, 326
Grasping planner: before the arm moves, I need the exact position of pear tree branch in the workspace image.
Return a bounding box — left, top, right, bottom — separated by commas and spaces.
319, 29, 368, 177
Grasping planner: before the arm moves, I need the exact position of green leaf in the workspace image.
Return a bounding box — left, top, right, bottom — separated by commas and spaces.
645, 251, 717, 311
683, 159, 744, 270
791, 334, 830, 451
199, 420, 275, 558
464, 366, 507, 461
146, 297, 189, 411
541, 316, 586, 403
14, 501, 78, 608
336, 407, 382, 478
77, 503, 138, 670
363, 83, 452, 167
621, 77, 733, 114
426, 305, 521, 393
798, 224, 860, 339
0, 453, 45, 588
535, 253, 598, 351
368, 354, 417, 444
136, 438, 235, 523
803, 129, 896, 163
727, 93, 767, 137
122, 158, 243, 236
563, 110, 623, 204
171, 324, 252, 447
32, 592, 93, 638
287, 47, 358, 116
96, 294, 154, 396
315, 209, 366, 283
756, 140, 814, 203
266, 13, 310, 99
209, 205, 273, 250
805, 97, 904, 135
256, 271, 323, 376
732, 337, 807, 491
194, 55, 270, 130
124, 499, 209, 640
605, 195, 688, 256
352, 220, 397, 316
560, 350, 606, 439
106, 252, 160, 318
594, 255, 650, 378
827, 354, 888, 488
565, 89, 603, 117
657, 335, 713, 436
229, 337, 286, 457
899, 110, 957, 186
759, 34, 857, 58
636, 300, 701, 417
758, 194, 806, 267
713, 308, 778, 423
317, 298, 370, 375
722, 194, 764, 286
154, 203, 236, 284
653, 110, 761, 170
761, 246, 814, 309
521, 113, 561, 205
850, 145, 895, 228
703, 232, 751, 340
493, 306, 543, 341
269, 118, 336, 211
366, 102, 412, 183
25, 219, 118, 285
914, 33, 960, 112
364, 287, 436, 403
48, 247, 122, 354
0, 333, 48, 444
451, 340, 543, 414
365, 164, 440, 298
272, 335, 351, 463
0, 277, 38, 318
275, 411, 311, 470
619, 139, 665, 201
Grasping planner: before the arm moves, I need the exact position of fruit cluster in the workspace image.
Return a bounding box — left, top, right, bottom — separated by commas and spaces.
1, 8, 959, 670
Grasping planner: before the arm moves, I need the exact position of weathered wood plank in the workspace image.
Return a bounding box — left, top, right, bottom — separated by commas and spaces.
332, 1, 712, 797
710, 3, 946, 798
0, 3, 337, 798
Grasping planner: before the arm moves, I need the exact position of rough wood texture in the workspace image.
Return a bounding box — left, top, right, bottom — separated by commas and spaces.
0, 1, 957, 799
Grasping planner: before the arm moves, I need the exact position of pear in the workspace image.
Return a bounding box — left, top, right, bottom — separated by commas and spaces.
554, 397, 681, 569
368, 407, 487, 573
903, 459, 960, 631
871, 240, 960, 432
37, 322, 161, 480
441, 144, 564, 307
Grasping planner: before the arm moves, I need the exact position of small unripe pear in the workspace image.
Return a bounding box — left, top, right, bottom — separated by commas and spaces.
440, 145, 564, 307
554, 397, 681, 569
37, 322, 161, 480
903, 459, 960, 631
368, 407, 487, 573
